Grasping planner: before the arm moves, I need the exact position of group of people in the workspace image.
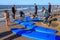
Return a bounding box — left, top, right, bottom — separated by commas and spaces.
4, 2, 52, 27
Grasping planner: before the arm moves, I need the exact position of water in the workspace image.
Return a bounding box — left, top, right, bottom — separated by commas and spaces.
0, 5, 60, 21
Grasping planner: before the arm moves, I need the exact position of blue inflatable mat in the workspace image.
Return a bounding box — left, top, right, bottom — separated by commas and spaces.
24, 25, 57, 33
12, 20, 23, 24
11, 28, 57, 40
23, 16, 31, 21
32, 17, 40, 20
20, 22, 35, 27
12, 19, 57, 33
24, 16, 40, 21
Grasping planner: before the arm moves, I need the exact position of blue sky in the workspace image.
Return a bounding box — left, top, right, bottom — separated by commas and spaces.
0, 0, 60, 5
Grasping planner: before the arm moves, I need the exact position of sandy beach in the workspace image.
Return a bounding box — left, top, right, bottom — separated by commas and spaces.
0, 11, 60, 40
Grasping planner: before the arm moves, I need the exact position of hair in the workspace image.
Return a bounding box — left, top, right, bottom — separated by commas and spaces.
12, 5, 15, 7
4, 10, 9, 18
33, 15, 35, 17
48, 2, 51, 5
30, 12, 32, 15
42, 7, 45, 9
4, 10, 8, 13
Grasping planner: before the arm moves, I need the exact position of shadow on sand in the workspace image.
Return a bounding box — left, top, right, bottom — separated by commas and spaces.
53, 14, 60, 16
0, 31, 21, 40
10, 23, 20, 26
3, 34, 21, 40
0, 31, 12, 38
29, 20, 43, 22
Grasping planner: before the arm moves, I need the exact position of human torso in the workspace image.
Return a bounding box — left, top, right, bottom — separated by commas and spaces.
12, 7, 16, 13
4, 12, 9, 19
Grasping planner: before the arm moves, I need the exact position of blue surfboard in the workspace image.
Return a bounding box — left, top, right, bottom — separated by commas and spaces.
12, 19, 24, 24
11, 28, 60, 40
21, 22, 57, 33
11, 19, 57, 33
24, 16, 40, 21
20, 22, 35, 27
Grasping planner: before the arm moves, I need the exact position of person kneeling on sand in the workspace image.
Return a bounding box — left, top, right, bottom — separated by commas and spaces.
29, 13, 36, 19
41, 7, 50, 23
12, 5, 16, 19
48, 15, 57, 26
19, 11, 25, 20
4, 10, 10, 27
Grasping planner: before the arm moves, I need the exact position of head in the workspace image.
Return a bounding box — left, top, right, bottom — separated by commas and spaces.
12, 5, 15, 7
30, 13, 32, 15
48, 2, 51, 5
41, 7, 45, 12
34, 3, 36, 6
4, 10, 8, 13
29, 12, 33, 17
33, 15, 35, 18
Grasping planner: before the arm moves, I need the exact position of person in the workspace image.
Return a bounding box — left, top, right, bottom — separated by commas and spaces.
48, 15, 57, 26
29, 13, 36, 18
48, 2, 51, 14
19, 11, 25, 19
29, 13, 33, 18
34, 3, 38, 16
41, 7, 50, 23
4, 10, 10, 27
12, 5, 16, 19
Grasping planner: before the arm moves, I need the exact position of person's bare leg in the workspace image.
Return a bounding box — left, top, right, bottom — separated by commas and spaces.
48, 21, 52, 27
12, 14, 15, 19
14, 14, 15, 19
8, 18, 10, 26
48, 23, 51, 27
6, 20, 9, 27
6, 21, 10, 30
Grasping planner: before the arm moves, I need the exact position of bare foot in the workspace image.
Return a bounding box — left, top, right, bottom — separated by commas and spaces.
48, 24, 50, 27
47, 23, 51, 27
41, 22, 44, 25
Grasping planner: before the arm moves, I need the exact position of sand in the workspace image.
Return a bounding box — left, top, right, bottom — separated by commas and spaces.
0, 22, 33, 40
0, 11, 60, 40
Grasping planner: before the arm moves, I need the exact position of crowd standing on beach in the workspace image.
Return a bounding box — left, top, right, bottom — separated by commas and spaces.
4, 2, 57, 27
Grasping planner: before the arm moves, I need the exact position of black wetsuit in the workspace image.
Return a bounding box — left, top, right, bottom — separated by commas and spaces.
12, 7, 16, 19
48, 5, 51, 13
20, 11, 25, 17
35, 5, 38, 16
